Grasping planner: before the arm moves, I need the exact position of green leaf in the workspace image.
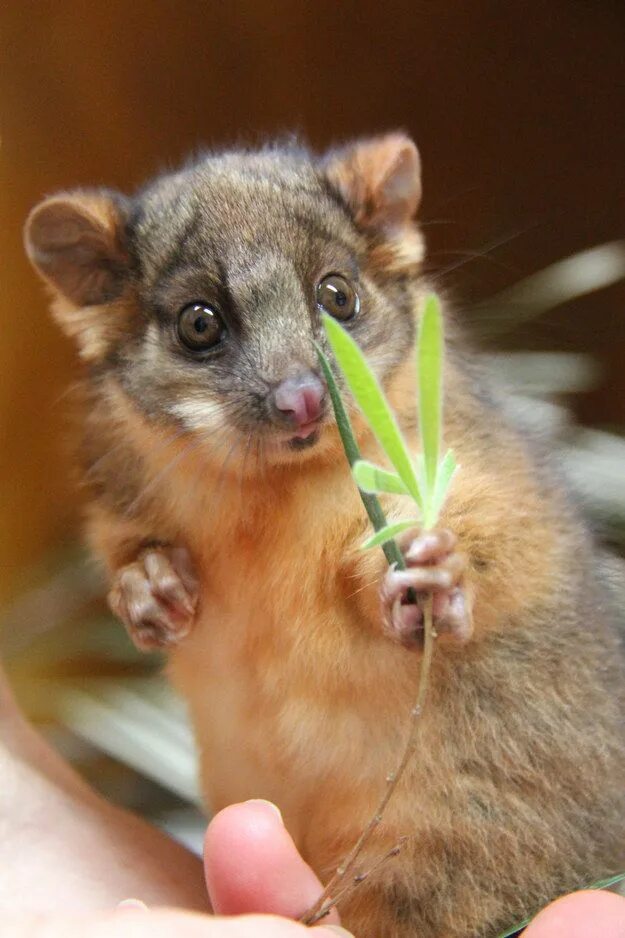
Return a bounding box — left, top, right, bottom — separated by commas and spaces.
418, 293, 444, 498
316, 344, 406, 572
322, 314, 422, 508
586, 872, 625, 891
497, 918, 531, 938
315, 343, 361, 468
352, 460, 409, 496
423, 449, 458, 530
362, 520, 418, 550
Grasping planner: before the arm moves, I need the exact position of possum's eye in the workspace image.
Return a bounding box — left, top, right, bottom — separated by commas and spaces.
177, 303, 225, 351
316, 274, 360, 321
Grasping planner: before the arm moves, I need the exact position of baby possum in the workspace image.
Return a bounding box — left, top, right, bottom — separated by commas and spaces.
25, 134, 625, 937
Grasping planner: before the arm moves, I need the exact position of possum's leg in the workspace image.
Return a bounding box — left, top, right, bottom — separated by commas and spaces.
380, 528, 474, 648
86, 506, 199, 652
108, 545, 199, 652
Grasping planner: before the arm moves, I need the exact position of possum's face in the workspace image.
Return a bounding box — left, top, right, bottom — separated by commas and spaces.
25, 136, 424, 470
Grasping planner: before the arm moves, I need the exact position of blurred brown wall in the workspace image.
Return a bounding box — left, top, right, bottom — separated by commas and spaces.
1, 1, 624, 602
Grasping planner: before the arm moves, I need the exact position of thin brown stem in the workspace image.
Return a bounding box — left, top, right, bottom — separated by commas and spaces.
310, 837, 409, 924
302, 594, 436, 926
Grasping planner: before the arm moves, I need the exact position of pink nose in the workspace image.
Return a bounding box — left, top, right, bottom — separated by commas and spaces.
273, 373, 325, 427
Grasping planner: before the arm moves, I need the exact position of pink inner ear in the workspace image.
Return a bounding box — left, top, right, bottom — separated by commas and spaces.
326, 133, 422, 230
25, 193, 128, 307
379, 141, 422, 221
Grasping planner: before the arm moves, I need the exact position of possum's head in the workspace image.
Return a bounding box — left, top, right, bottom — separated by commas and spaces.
25, 135, 424, 471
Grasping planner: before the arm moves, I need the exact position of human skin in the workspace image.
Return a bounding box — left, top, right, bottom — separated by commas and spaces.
1, 660, 624, 935
0, 660, 344, 934
521, 890, 625, 938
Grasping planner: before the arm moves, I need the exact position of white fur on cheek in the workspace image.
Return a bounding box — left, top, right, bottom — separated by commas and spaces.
168, 398, 226, 432
140, 324, 229, 434
143, 322, 165, 364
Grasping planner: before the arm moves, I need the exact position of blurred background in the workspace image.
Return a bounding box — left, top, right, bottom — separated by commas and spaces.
1, 2, 624, 851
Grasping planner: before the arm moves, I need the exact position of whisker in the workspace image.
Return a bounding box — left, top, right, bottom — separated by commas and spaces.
124, 434, 215, 516
346, 576, 383, 601
427, 220, 544, 285
238, 431, 254, 497
85, 424, 187, 480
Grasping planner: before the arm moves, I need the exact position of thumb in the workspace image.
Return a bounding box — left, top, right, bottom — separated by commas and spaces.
522, 890, 625, 938
204, 800, 342, 926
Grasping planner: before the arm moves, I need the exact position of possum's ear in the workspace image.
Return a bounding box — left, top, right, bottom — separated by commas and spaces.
24, 190, 132, 359
324, 133, 421, 230
24, 190, 130, 307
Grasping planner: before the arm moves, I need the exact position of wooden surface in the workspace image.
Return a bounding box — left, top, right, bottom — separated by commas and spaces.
1, 1, 624, 602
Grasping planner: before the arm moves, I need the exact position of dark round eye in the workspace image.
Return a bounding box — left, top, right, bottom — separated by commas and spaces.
177, 303, 225, 351
316, 274, 360, 321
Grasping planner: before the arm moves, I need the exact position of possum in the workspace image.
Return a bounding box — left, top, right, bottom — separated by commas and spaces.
24, 133, 625, 937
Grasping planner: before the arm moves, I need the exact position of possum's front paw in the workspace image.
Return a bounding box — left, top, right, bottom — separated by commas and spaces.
108, 546, 199, 652
380, 528, 473, 649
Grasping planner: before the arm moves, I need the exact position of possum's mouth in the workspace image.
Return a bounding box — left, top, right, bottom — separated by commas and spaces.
287, 427, 320, 450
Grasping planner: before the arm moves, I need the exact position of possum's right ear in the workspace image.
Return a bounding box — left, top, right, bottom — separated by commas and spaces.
25, 190, 130, 307
24, 190, 132, 358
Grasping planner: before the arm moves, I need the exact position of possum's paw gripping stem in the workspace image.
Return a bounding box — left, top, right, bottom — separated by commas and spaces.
380, 528, 473, 648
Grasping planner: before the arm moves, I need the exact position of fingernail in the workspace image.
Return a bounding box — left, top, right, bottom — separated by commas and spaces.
321, 927, 355, 936
245, 799, 283, 823
116, 898, 148, 911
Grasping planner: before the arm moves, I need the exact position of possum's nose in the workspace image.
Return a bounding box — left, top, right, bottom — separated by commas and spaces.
271, 372, 326, 427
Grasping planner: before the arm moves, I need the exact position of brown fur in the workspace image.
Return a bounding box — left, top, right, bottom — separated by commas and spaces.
25, 136, 625, 937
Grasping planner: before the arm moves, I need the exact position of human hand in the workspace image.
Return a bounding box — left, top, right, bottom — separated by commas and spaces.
3, 799, 351, 936
522, 889, 625, 937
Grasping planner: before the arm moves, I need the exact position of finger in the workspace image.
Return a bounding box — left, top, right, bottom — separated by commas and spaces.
404, 529, 457, 564
204, 800, 342, 925
522, 890, 625, 938
2, 909, 340, 937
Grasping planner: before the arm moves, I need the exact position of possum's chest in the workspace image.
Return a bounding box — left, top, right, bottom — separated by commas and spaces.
166, 507, 404, 835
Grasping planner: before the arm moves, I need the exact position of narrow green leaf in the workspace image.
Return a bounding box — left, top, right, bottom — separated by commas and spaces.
322, 314, 422, 508
316, 344, 406, 571
352, 460, 409, 496
423, 450, 458, 530
362, 520, 419, 550
315, 342, 361, 467
418, 293, 444, 497
586, 872, 625, 891
497, 918, 531, 938
414, 453, 427, 504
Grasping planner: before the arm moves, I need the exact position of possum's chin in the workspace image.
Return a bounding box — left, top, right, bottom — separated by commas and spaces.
258, 422, 334, 468
287, 429, 320, 451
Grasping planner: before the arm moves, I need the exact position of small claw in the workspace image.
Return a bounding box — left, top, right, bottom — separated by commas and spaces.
144, 553, 196, 617
405, 529, 457, 565
108, 546, 198, 652
384, 565, 455, 596
386, 597, 424, 649
379, 528, 473, 648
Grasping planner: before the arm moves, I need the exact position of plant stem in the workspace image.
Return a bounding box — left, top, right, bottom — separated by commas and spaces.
311, 837, 408, 922
302, 594, 436, 926
316, 346, 406, 571
303, 346, 433, 926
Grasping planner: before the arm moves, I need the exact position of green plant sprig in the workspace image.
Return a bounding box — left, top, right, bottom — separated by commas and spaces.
315, 344, 406, 571
303, 293, 457, 927
322, 292, 457, 539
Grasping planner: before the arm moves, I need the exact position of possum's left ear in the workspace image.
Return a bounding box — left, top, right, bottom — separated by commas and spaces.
324, 133, 421, 231
24, 190, 132, 359
24, 190, 130, 307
